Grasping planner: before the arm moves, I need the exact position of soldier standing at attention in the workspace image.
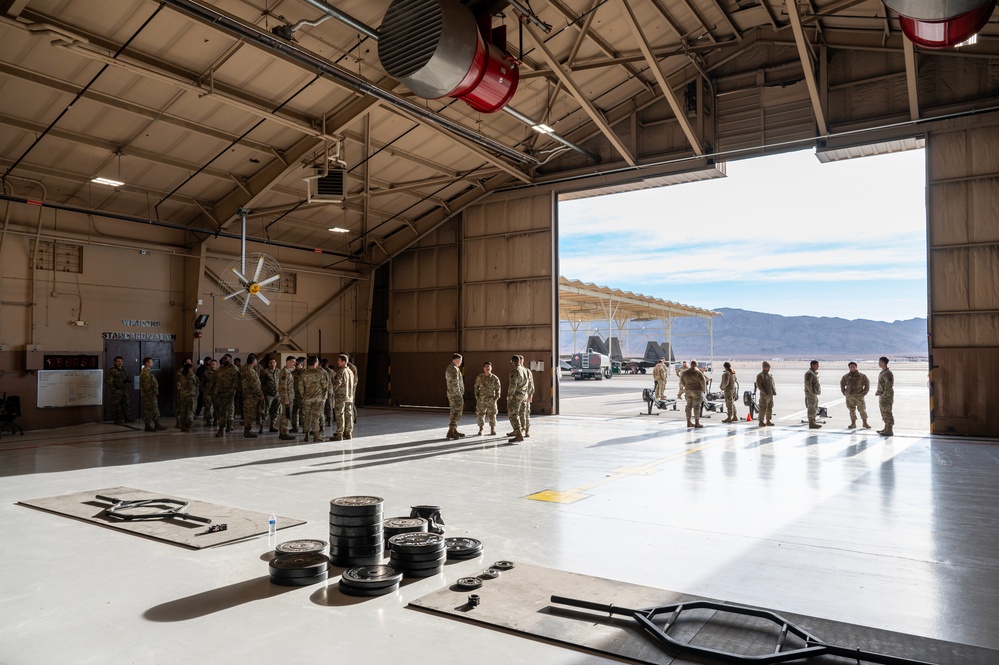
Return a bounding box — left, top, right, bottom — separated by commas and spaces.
201, 358, 217, 428
445, 353, 466, 440
175, 362, 199, 432
320, 358, 335, 431
652, 357, 668, 401
291, 357, 306, 433
331, 354, 356, 441
232, 357, 243, 423
194, 356, 211, 418
344, 352, 359, 426
139, 357, 166, 432
720, 362, 739, 423
106, 356, 131, 425
804, 360, 822, 429
755, 362, 777, 427
213, 354, 239, 437
260, 357, 280, 433
520, 355, 535, 438
473, 361, 501, 436
277, 355, 297, 441
301, 356, 330, 443
676, 360, 688, 399
876, 356, 895, 437
506, 355, 531, 443
240, 354, 264, 438
840, 361, 871, 430
680, 360, 707, 428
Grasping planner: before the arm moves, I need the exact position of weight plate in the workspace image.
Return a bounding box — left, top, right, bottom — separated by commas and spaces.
330, 543, 384, 558
274, 539, 328, 556
387, 532, 445, 553
480, 568, 502, 579
330, 513, 383, 527
455, 577, 483, 590
389, 554, 446, 570
270, 570, 328, 586
386, 548, 449, 563
447, 548, 482, 560
492, 560, 515, 570
383, 516, 428, 531
330, 553, 384, 567
446, 537, 483, 559
329, 496, 385, 517
268, 553, 330, 578
402, 564, 443, 578
337, 578, 399, 597
328, 521, 384, 537
340, 565, 404, 589
329, 534, 385, 549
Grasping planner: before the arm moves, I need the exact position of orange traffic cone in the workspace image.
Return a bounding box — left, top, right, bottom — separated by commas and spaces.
746, 411, 753, 422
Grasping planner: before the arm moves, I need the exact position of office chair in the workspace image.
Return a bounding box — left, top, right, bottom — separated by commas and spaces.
0, 393, 24, 438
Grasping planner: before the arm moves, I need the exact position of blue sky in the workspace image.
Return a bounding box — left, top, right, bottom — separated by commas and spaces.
558, 148, 928, 322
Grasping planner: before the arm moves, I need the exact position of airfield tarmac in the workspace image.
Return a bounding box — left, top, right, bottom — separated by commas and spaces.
558, 360, 930, 433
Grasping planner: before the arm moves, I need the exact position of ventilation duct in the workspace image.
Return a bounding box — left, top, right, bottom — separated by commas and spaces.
883, 0, 997, 48
378, 0, 519, 113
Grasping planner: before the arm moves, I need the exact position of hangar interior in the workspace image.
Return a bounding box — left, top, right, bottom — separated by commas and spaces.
2, 0, 999, 663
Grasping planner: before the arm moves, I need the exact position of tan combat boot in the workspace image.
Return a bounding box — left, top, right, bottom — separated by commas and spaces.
244, 425, 258, 438
446, 426, 459, 440
847, 420, 857, 429
879, 426, 893, 437
862, 420, 871, 429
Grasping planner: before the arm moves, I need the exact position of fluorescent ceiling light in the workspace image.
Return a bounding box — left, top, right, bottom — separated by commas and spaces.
531, 123, 554, 134
328, 227, 349, 233
91, 177, 124, 187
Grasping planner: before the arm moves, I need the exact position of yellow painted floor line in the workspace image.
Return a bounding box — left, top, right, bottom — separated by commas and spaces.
526, 434, 736, 503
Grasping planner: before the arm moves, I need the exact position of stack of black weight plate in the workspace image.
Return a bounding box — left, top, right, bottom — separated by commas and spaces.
268, 552, 330, 586
382, 516, 428, 546
387, 532, 446, 578
329, 496, 384, 567
445, 536, 483, 560
338, 564, 403, 597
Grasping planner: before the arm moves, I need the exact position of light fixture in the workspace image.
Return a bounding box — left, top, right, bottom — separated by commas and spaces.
91, 177, 125, 187
328, 227, 349, 233
531, 123, 554, 134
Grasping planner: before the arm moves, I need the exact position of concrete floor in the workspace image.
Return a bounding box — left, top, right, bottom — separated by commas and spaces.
2, 380, 997, 664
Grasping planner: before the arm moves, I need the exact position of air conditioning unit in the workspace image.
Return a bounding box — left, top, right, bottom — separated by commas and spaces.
306, 168, 346, 203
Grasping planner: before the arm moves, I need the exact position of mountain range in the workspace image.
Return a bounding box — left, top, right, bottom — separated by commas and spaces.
561, 308, 927, 360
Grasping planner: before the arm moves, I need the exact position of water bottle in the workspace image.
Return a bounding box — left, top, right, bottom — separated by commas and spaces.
267, 514, 277, 549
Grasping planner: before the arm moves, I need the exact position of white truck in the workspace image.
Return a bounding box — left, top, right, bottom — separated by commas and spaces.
571, 349, 613, 380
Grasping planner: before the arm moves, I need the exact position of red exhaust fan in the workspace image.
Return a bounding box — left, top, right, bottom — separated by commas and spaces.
883, 0, 997, 48
378, 0, 519, 113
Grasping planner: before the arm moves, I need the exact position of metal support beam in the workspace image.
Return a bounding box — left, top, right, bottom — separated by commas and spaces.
785, 0, 828, 135
615, 0, 704, 156
522, 21, 637, 166
903, 37, 920, 121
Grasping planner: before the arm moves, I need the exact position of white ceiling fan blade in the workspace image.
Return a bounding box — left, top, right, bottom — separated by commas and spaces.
223, 289, 247, 301
256, 292, 271, 306
257, 273, 281, 287
231, 267, 249, 284
241, 295, 250, 316
252, 256, 264, 282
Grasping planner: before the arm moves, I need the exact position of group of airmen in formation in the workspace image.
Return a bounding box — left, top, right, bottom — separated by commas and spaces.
446, 353, 534, 444
105, 352, 358, 442
652, 357, 896, 435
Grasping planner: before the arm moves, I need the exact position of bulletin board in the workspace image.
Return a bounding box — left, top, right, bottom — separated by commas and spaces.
37, 370, 104, 408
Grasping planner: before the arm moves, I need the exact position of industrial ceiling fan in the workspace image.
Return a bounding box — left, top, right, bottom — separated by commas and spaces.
218, 208, 283, 320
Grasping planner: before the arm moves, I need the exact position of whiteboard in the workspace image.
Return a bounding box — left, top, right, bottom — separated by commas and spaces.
37, 370, 104, 408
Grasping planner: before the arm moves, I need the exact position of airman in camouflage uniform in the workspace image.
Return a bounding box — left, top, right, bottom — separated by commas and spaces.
106, 355, 131, 425
139, 357, 165, 432
201, 359, 217, 427
278, 355, 297, 441
839, 361, 871, 430
240, 354, 264, 438
259, 357, 280, 433
345, 353, 359, 424
720, 362, 739, 423
506, 355, 531, 443
175, 362, 199, 432
301, 356, 330, 442
291, 357, 306, 433
680, 360, 707, 428
652, 357, 667, 401
676, 360, 688, 399
332, 354, 356, 441
473, 361, 501, 435
755, 362, 777, 427
445, 353, 466, 440
804, 360, 822, 429
320, 358, 335, 430
233, 357, 243, 423
213, 355, 239, 437
520, 355, 535, 438
876, 356, 894, 437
